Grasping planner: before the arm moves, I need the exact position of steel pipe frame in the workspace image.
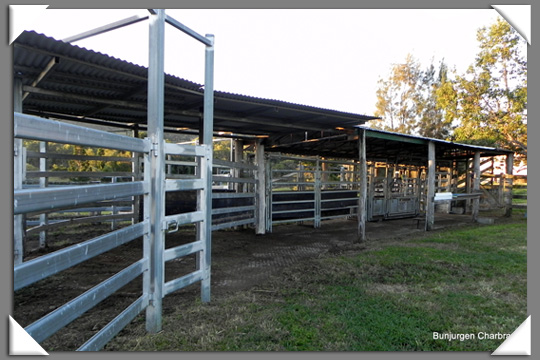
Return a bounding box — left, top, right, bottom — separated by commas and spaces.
26, 258, 148, 344
165, 14, 213, 46
78, 294, 149, 351
14, 182, 146, 215
200, 33, 215, 303
14, 112, 150, 153
14, 78, 24, 265
144, 9, 215, 333
144, 8, 166, 334
13, 116, 151, 349
14, 222, 148, 291
212, 218, 256, 231
13, 8, 216, 349
63, 14, 150, 43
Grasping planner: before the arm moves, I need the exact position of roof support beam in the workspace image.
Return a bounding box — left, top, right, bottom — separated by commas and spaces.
23, 85, 149, 110
218, 95, 374, 123
22, 85, 333, 133
14, 43, 206, 97
22, 56, 59, 101
83, 85, 148, 117
213, 113, 334, 132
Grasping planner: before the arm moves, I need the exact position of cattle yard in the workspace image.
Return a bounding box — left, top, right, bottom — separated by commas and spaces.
12, 10, 516, 351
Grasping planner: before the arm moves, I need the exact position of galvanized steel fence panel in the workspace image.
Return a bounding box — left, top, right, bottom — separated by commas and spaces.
13, 9, 216, 351
14, 112, 153, 350
267, 154, 360, 230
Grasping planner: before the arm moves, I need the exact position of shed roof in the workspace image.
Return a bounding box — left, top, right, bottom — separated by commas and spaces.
14, 31, 377, 138
267, 127, 513, 165
13, 31, 512, 164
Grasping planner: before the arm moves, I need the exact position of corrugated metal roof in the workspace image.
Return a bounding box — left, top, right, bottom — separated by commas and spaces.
13, 31, 511, 163
360, 126, 513, 152
267, 126, 511, 164
14, 31, 378, 138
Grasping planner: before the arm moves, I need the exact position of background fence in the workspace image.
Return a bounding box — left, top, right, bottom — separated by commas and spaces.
266, 154, 360, 231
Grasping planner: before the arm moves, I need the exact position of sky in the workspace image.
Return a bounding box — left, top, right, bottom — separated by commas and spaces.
25, 8, 506, 117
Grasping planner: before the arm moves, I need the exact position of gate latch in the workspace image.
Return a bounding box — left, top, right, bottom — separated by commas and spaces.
164, 219, 179, 234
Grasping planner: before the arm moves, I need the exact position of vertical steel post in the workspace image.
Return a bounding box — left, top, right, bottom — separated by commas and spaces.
132, 126, 141, 225
255, 140, 266, 235
357, 128, 367, 242
504, 152, 514, 217
145, 8, 165, 333
425, 141, 436, 231
314, 157, 321, 228
472, 151, 481, 221
111, 176, 118, 230
39, 141, 48, 248
14, 77, 24, 265
265, 156, 273, 233
199, 33, 214, 303
233, 139, 244, 193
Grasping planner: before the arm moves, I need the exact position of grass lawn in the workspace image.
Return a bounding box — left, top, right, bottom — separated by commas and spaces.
107, 217, 526, 352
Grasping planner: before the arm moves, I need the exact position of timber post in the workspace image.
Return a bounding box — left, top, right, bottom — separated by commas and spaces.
425, 141, 435, 231
472, 151, 480, 222
504, 152, 514, 217
357, 128, 367, 242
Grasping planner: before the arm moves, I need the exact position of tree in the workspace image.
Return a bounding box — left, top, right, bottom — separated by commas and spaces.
417, 60, 454, 139
373, 55, 454, 139
373, 54, 422, 134
213, 139, 232, 162
451, 17, 527, 155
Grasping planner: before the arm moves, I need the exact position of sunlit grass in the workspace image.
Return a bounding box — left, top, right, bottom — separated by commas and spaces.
107, 218, 526, 352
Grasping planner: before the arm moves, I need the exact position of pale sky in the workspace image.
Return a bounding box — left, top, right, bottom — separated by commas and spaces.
26, 8, 505, 116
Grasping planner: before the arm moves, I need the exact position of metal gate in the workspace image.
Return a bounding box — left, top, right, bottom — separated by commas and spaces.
266, 154, 360, 232
366, 163, 422, 221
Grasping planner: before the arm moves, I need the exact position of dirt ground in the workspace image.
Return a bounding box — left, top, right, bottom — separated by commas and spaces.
13, 212, 510, 351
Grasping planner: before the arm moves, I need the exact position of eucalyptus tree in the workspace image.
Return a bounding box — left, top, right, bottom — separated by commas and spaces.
451, 17, 527, 156
373, 54, 422, 134
373, 54, 453, 139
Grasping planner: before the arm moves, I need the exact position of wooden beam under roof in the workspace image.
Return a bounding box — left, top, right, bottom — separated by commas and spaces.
22, 56, 59, 101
